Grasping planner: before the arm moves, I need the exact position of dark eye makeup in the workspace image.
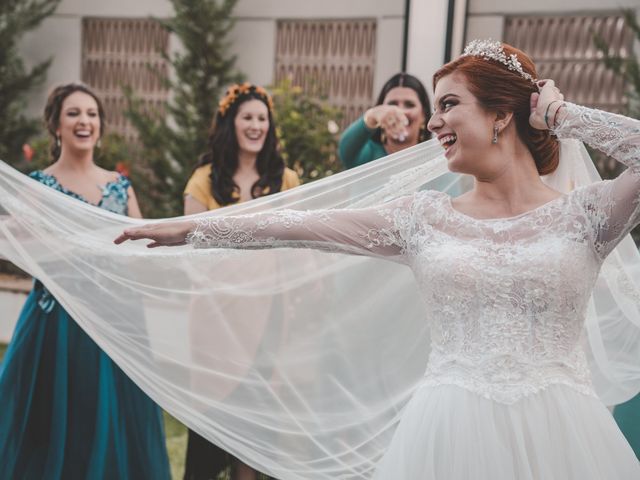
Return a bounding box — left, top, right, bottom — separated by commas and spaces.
436, 95, 459, 113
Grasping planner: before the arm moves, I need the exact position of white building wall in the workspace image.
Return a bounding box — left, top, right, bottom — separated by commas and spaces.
406, 0, 452, 98
374, 17, 405, 96
20, 17, 82, 117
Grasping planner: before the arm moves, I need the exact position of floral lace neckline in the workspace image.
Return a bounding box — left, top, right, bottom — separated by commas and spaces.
443, 192, 568, 222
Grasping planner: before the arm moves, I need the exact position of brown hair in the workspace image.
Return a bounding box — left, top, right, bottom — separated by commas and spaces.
196, 86, 285, 206
44, 83, 106, 161
433, 43, 559, 175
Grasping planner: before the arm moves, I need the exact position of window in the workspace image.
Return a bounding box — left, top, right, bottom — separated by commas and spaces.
504, 14, 634, 113
275, 19, 376, 127
82, 18, 170, 140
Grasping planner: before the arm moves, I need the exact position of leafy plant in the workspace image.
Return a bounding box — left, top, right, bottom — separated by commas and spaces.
270, 78, 343, 183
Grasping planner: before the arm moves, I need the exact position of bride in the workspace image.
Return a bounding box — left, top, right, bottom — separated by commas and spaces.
114, 41, 640, 477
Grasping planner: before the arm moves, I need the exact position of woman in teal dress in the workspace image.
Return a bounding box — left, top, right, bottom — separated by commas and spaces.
0, 83, 170, 479
338, 73, 432, 169
615, 395, 640, 459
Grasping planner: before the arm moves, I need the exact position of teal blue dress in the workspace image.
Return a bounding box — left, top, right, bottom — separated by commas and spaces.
614, 394, 640, 459
0, 171, 170, 480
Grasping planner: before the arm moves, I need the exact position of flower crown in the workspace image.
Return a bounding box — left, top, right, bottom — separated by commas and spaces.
217, 82, 274, 116
461, 39, 537, 84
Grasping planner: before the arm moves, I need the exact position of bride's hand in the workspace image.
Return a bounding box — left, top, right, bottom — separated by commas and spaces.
114, 220, 194, 248
529, 79, 565, 130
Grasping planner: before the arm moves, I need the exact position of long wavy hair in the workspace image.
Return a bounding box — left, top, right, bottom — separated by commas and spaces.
433, 43, 559, 175
372, 73, 432, 144
44, 83, 106, 161
197, 87, 284, 206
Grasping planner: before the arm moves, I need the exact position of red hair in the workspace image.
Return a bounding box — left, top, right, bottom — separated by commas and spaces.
433, 43, 559, 175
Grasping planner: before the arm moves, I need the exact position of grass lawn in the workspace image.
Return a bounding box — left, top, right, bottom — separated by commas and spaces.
164, 412, 188, 479
0, 343, 189, 479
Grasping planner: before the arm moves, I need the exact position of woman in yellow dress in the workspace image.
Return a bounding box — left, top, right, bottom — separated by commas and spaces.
183, 83, 299, 480
184, 83, 299, 214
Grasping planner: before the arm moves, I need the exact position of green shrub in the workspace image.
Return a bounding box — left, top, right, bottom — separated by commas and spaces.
271, 78, 343, 183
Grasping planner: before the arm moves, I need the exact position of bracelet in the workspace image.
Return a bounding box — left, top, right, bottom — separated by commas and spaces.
551, 103, 566, 129
543, 100, 562, 129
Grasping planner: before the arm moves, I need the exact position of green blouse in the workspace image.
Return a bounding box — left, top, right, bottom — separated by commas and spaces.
338, 116, 387, 169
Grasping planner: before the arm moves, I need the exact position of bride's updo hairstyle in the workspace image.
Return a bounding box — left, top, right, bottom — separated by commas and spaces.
433, 42, 560, 175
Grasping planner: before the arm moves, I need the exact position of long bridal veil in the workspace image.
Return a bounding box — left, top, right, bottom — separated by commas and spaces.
0, 138, 638, 478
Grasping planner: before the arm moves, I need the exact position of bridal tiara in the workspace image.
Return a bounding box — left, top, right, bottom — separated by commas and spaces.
461, 39, 537, 84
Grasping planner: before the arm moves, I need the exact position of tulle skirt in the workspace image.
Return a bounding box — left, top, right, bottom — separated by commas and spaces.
373, 383, 640, 479
0, 284, 170, 480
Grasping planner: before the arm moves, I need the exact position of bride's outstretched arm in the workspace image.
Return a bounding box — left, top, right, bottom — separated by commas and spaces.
115, 195, 414, 261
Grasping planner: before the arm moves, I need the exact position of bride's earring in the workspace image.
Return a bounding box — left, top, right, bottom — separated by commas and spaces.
56, 135, 61, 147
492, 125, 499, 144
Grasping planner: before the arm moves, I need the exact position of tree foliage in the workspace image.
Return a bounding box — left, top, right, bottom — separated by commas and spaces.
124, 0, 243, 218
270, 78, 343, 183
0, 0, 60, 165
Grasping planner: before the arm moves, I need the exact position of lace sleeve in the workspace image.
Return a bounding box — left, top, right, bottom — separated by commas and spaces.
554, 103, 640, 259
185, 195, 415, 262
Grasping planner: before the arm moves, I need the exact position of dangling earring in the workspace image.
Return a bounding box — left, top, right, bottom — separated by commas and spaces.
56, 135, 61, 147
419, 121, 428, 142
96, 138, 102, 148
492, 125, 499, 144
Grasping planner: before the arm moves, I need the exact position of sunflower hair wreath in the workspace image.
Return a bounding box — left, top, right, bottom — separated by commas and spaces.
218, 82, 274, 116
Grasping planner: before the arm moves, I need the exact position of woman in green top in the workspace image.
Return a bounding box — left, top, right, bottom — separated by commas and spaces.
338, 73, 431, 169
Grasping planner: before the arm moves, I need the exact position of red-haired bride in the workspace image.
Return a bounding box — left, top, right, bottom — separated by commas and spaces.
115, 40, 640, 477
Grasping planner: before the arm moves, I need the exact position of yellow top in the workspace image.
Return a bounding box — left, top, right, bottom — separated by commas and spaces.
184, 163, 301, 210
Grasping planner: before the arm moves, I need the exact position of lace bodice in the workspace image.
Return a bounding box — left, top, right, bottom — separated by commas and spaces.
187, 104, 640, 403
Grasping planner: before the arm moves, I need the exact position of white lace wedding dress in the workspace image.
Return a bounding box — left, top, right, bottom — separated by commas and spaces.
185, 103, 640, 478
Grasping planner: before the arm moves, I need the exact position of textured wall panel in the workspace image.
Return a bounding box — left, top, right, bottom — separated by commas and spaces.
504, 14, 634, 113
82, 18, 169, 140
275, 19, 377, 128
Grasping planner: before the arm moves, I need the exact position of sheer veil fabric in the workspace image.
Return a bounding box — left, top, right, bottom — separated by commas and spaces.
0, 138, 638, 478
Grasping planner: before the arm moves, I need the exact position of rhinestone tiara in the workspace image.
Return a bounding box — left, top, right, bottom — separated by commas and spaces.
461, 39, 537, 83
